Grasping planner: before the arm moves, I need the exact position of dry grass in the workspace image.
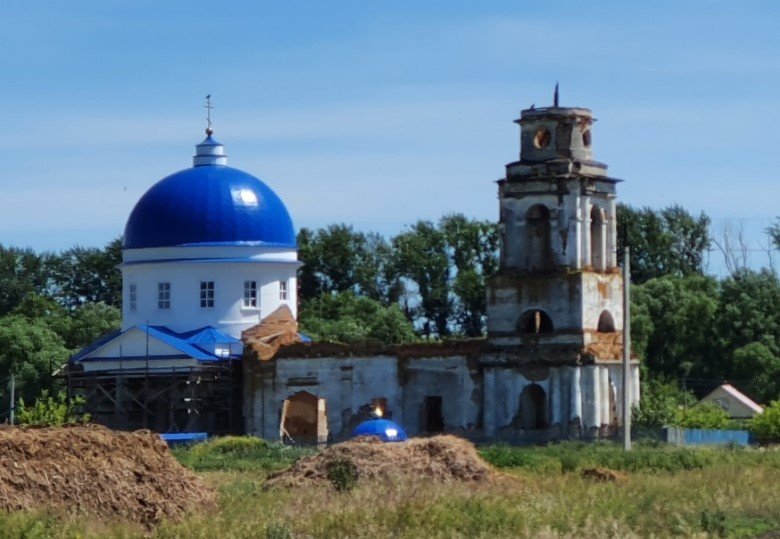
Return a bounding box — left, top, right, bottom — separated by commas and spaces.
1, 442, 779, 538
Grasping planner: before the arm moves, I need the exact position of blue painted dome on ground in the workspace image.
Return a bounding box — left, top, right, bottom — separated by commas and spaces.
123, 136, 296, 250
351, 419, 408, 442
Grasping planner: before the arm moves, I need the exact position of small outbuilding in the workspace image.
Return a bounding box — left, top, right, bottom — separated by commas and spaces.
698, 384, 764, 419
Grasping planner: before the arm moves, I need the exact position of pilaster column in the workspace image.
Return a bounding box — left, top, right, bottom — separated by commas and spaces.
483, 368, 496, 437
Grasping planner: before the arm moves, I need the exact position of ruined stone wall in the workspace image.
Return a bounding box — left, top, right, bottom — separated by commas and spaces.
243, 354, 479, 441
243, 347, 640, 443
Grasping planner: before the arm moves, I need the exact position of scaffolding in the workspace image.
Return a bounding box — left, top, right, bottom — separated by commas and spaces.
66, 360, 242, 435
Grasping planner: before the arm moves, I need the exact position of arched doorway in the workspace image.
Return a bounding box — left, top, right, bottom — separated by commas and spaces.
519, 384, 547, 430
280, 391, 328, 444
526, 204, 552, 270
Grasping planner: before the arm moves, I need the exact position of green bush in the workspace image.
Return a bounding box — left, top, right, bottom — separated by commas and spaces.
173, 436, 314, 472
16, 390, 90, 426
478, 441, 754, 474
675, 403, 734, 430
326, 458, 359, 492
632, 378, 697, 429
749, 400, 780, 443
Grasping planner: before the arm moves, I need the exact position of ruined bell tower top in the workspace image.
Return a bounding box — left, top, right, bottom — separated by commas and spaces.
515, 88, 596, 165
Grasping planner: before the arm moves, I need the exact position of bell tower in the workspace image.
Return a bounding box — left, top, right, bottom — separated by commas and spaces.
481, 90, 638, 440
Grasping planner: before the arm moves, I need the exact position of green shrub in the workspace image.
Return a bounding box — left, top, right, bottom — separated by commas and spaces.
16, 390, 90, 426
675, 403, 734, 430
749, 400, 780, 443
173, 436, 314, 472
480, 441, 735, 474
326, 458, 359, 492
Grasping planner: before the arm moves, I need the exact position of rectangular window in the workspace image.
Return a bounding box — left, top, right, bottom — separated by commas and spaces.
279, 280, 288, 301
200, 281, 215, 308
157, 282, 171, 310
243, 280, 257, 307
129, 283, 137, 311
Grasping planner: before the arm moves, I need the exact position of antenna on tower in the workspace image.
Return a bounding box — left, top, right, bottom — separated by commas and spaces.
204, 94, 214, 136
553, 82, 559, 107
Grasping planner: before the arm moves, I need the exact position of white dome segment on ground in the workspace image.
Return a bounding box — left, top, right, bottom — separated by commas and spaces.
120, 135, 300, 338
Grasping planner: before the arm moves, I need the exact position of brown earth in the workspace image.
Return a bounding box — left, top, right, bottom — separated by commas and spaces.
265, 434, 495, 489
0, 424, 215, 526
581, 467, 629, 482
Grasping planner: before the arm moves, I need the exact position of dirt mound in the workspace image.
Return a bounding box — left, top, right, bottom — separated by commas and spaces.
581, 467, 628, 482
0, 424, 215, 526
265, 434, 494, 489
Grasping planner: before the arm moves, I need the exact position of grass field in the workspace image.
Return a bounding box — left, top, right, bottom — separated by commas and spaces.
2, 438, 779, 538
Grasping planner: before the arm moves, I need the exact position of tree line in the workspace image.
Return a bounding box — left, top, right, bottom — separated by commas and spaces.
1, 205, 778, 420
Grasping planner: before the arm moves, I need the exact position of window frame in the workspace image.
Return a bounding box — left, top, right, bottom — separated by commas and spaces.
157, 282, 171, 310
129, 283, 137, 311
243, 280, 258, 308
200, 281, 215, 308
279, 280, 288, 301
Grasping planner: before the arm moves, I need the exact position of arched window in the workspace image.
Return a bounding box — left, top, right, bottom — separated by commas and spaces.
519, 384, 547, 430
518, 310, 554, 334
526, 204, 552, 270
597, 310, 616, 333
590, 205, 605, 270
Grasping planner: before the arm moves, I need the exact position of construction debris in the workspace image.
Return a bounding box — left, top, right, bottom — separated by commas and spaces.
0, 425, 215, 526
242, 305, 302, 360
265, 434, 495, 489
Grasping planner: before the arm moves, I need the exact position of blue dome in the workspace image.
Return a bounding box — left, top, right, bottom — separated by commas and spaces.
351, 419, 408, 442
123, 164, 296, 250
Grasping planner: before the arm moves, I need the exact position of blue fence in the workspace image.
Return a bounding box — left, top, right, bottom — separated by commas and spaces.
664, 427, 751, 446
160, 432, 208, 447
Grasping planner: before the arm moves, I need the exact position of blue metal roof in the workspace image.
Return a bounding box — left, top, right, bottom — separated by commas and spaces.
123, 165, 296, 250
181, 326, 241, 345
351, 419, 408, 442
71, 325, 241, 363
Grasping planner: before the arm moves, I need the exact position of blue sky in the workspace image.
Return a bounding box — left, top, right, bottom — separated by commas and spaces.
1, 1, 778, 272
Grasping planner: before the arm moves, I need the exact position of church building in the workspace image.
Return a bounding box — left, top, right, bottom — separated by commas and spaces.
69, 95, 640, 442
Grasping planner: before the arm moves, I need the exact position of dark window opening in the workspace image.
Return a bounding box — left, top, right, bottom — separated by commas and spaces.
590, 205, 605, 270
597, 310, 616, 333
526, 204, 553, 270
421, 396, 444, 433
518, 310, 554, 334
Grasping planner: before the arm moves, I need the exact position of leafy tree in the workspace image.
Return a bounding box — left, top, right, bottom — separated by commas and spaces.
0, 316, 71, 415
675, 403, 733, 430
440, 214, 499, 337
630, 275, 719, 380
297, 225, 399, 304
10, 292, 72, 339
713, 269, 780, 400
0, 245, 49, 315
391, 220, 452, 337
617, 204, 710, 284
749, 400, 780, 443
67, 302, 121, 349
767, 218, 780, 250
632, 378, 696, 429
730, 343, 780, 404
298, 293, 418, 344
47, 237, 122, 309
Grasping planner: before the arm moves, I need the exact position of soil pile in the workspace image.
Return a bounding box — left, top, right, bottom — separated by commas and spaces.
581, 467, 629, 482
265, 434, 494, 489
0, 424, 215, 526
